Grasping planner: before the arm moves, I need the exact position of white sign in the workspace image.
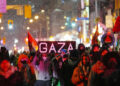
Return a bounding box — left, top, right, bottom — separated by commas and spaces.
38, 41, 76, 53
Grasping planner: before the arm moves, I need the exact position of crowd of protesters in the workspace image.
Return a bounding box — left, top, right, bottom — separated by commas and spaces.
0, 43, 120, 86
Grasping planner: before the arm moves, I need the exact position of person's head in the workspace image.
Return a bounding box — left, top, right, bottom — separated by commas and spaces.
101, 52, 120, 69
100, 48, 109, 59
92, 44, 100, 52
1, 47, 7, 53
0, 47, 9, 60
0, 60, 11, 72
42, 53, 48, 61
18, 54, 29, 70
78, 43, 85, 50
60, 49, 67, 57
78, 43, 85, 55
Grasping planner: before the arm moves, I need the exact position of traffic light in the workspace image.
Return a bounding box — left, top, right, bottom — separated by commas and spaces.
24, 5, 32, 18
8, 20, 13, 29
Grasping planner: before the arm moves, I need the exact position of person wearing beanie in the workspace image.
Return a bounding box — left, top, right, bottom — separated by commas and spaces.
0, 54, 24, 86
88, 52, 120, 86
90, 44, 100, 65
18, 54, 36, 86
71, 53, 91, 86
78, 43, 85, 57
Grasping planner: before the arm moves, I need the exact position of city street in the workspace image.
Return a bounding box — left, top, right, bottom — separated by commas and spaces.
0, 0, 120, 86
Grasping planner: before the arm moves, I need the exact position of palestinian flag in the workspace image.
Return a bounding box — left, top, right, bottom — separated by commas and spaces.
28, 32, 38, 53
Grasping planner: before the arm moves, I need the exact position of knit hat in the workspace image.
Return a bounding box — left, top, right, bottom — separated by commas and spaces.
18, 54, 30, 64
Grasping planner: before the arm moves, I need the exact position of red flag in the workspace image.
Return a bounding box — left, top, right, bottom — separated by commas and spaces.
28, 32, 38, 52
113, 16, 120, 33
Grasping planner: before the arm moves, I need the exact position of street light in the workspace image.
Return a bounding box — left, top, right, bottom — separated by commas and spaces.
14, 44, 16, 47
29, 19, 33, 23
26, 26, 30, 30
0, 26, 4, 30
34, 15, 39, 20
14, 38, 19, 44
41, 9, 45, 13
75, 18, 78, 22
64, 16, 67, 19
61, 26, 65, 30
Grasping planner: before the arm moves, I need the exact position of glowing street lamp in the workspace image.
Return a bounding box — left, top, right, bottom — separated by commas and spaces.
14, 44, 16, 47
26, 26, 30, 30
34, 15, 39, 20
61, 26, 65, 30
64, 16, 67, 19
41, 10, 45, 13
14, 38, 19, 44
14, 47, 17, 51
29, 19, 33, 23
0, 26, 4, 30
75, 18, 78, 22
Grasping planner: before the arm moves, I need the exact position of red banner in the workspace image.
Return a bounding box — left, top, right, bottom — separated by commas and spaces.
38, 41, 76, 53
